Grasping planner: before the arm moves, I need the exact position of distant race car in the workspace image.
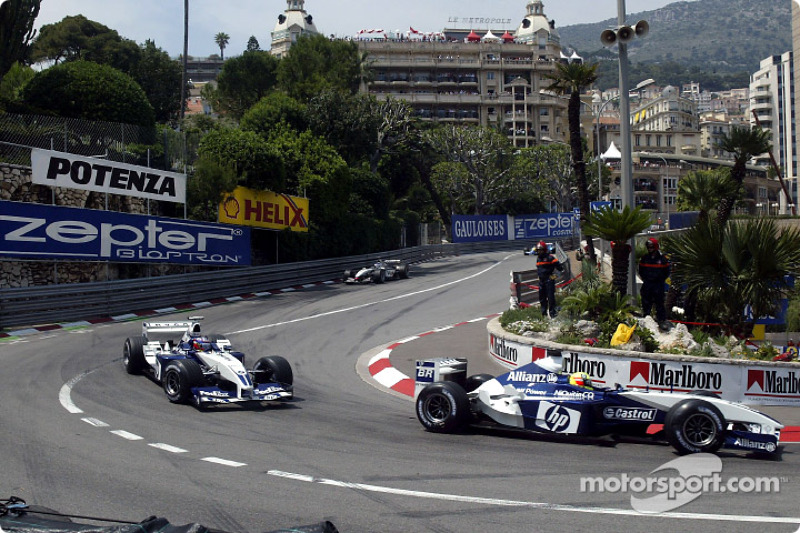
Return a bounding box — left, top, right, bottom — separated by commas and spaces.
343, 259, 410, 284
123, 316, 293, 407
415, 356, 783, 456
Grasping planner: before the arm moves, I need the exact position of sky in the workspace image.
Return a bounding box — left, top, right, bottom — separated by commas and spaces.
32, 0, 686, 59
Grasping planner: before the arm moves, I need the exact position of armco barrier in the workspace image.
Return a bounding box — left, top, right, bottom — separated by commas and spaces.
0, 240, 525, 330
487, 317, 800, 406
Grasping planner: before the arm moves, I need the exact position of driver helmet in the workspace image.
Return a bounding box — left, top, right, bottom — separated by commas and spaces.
569, 371, 593, 389
191, 336, 211, 351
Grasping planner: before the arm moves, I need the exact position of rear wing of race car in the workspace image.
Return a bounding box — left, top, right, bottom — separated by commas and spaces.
415, 358, 468, 398
142, 316, 203, 339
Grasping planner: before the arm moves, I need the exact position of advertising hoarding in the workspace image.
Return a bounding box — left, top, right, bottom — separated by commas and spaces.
218, 186, 309, 232
31, 149, 186, 203
0, 200, 250, 266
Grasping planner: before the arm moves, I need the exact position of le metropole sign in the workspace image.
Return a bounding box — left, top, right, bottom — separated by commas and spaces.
32, 148, 187, 204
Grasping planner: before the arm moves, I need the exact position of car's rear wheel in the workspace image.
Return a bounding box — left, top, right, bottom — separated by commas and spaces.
123, 336, 147, 375
253, 355, 293, 386
416, 382, 469, 433
162, 359, 204, 403
664, 399, 725, 455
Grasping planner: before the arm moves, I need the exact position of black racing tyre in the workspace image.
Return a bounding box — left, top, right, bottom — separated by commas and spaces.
253, 355, 293, 386
398, 264, 410, 279
689, 390, 721, 398
123, 336, 147, 375
162, 359, 204, 404
416, 382, 470, 433
664, 399, 725, 455
372, 269, 386, 283
465, 373, 494, 392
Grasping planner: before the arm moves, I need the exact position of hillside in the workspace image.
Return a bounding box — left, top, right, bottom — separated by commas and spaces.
557, 0, 791, 90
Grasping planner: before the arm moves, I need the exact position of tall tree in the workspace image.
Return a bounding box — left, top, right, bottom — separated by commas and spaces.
31, 15, 140, 71
277, 34, 362, 101
246, 35, 260, 52
210, 50, 279, 118
423, 125, 514, 215
716, 125, 772, 226
544, 61, 599, 263
511, 144, 574, 213
130, 40, 183, 123
214, 32, 230, 60
0, 0, 40, 80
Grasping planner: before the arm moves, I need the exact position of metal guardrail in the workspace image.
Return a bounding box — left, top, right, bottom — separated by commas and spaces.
0, 240, 526, 330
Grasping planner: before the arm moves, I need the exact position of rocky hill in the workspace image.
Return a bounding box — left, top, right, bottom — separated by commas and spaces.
556, 0, 791, 89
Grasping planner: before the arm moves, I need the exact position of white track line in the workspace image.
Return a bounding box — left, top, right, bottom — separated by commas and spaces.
229, 257, 510, 335
267, 470, 800, 525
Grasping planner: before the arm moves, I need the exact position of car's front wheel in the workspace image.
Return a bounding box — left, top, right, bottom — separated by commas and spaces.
162, 359, 203, 403
253, 355, 293, 386
664, 399, 725, 455
416, 382, 469, 433
123, 336, 147, 375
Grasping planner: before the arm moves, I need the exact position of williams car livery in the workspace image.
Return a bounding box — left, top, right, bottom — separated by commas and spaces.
123, 316, 293, 407
415, 355, 783, 456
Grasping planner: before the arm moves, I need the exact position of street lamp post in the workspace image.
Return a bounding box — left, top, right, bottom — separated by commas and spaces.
594, 96, 619, 200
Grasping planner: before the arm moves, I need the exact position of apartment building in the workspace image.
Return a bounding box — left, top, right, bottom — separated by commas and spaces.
355, 0, 570, 148
750, 52, 796, 211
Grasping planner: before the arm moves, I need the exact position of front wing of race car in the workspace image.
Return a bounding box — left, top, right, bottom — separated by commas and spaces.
193, 383, 293, 405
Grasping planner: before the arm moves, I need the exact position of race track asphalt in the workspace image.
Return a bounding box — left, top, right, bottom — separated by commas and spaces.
361, 317, 800, 441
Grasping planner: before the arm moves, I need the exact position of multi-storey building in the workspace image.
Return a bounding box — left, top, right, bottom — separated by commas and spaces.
356, 0, 570, 148
699, 111, 731, 159
750, 52, 796, 212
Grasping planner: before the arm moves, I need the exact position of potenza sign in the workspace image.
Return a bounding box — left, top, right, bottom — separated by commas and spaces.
0, 200, 250, 266
32, 149, 187, 203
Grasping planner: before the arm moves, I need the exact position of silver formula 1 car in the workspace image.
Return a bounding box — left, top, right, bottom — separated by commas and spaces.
123, 316, 293, 407
415, 355, 783, 456
343, 259, 410, 284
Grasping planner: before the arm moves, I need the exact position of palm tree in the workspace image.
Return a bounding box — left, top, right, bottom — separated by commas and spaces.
215, 32, 230, 60
676, 169, 740, 223
583, 205, 652, 296
544, 61, 599, 264
667, 218, 800, 336
716, 126, 771, 226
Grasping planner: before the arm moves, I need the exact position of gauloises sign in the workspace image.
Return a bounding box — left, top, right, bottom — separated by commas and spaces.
218, 186, 309, 232
32, 148, 186, 203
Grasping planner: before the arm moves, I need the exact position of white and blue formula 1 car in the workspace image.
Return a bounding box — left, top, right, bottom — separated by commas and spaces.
343, 259, 410, 284
123, 316, 293, 407
415, 355, 783, 456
